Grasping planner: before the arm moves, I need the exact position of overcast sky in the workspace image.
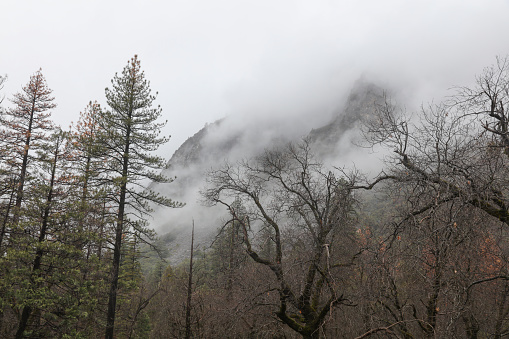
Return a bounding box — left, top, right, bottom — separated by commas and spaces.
2, 0, 509, 158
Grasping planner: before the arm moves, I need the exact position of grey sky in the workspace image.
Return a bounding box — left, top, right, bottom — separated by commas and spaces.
2, 0, 509, 158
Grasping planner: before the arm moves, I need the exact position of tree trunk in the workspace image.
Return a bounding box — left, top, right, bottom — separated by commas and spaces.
105, 185, 126, 339
105, 110, 132, 339
185, 221, 195, 339
0, 181, 15, 253
12, 99, 35, 226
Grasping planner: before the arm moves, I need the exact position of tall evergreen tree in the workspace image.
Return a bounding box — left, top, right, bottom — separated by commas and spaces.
70, 101, 111, 260
8, 129, 98, 338
0, 71, 57, 336
0, 70, 55, 226
102, 55, 181, 339
0, 72, 57, 336
14, 130, 66, 338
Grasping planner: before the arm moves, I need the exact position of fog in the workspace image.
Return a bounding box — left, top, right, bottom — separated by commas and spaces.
3, 0, 509, 246
3, 1, 509, 153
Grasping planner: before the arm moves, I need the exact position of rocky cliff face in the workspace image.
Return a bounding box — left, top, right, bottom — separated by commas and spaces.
154, 80, 385, 263
309, 80, 383, 145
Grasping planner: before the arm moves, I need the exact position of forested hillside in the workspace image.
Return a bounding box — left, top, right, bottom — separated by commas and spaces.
2, 56, 509, 338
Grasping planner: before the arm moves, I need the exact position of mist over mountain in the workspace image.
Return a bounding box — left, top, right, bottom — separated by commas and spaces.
152, 79, 386, 263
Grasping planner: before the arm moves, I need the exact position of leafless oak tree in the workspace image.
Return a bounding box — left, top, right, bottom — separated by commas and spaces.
203, 140, 360, 339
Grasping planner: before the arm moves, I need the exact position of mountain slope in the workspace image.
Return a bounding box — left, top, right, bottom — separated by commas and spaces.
154, 80, 385, 263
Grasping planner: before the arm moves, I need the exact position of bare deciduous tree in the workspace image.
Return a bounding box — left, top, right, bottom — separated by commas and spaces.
203, 140, 360, 339
359, 55, 509, 337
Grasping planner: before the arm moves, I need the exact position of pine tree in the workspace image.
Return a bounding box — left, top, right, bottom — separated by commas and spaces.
67, 102, 114, 333
70, 101, 112, 261
2, 127, 110, 338
0, 69, 55, 226
102, 55, 181, 339
13, 130, 65, 338
9, 129, 96, 337
0, 71, 57, 336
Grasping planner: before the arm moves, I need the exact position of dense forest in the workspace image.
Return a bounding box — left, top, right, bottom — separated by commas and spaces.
1, 55, 509, 339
